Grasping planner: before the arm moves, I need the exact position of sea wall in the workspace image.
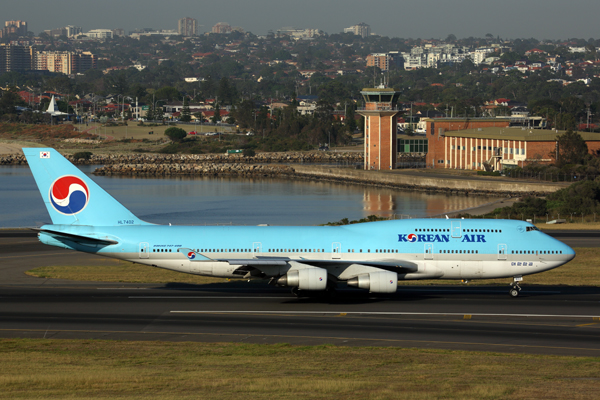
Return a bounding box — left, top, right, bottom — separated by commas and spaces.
292, 165, 566, 196
0, 151, 362, 165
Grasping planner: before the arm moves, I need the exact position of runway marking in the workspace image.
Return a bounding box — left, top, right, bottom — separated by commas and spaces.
463, 315, 472, 320
0, 328, 599, 354
576, 322, 599, 327
170, 311, 600, 319
131, 296, 291, 299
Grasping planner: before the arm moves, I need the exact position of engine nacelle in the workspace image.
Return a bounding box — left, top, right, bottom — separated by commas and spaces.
347, 271, 398, 293
277, 267, 328, 291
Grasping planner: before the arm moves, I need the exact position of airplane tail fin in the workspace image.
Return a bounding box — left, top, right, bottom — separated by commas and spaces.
24, 148, 147, 226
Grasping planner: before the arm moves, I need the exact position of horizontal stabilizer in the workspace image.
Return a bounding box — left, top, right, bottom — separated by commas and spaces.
33, 228, 119, 245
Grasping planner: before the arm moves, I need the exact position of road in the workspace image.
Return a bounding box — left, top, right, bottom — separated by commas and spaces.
1, 229, 599, 357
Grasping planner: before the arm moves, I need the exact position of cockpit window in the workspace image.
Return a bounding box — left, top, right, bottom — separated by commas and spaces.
526, 226, 539, 232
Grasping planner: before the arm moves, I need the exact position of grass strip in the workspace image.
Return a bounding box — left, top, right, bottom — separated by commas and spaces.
26, 247, 599, 287
0, 339, 598, 399
26, 261, 224, 285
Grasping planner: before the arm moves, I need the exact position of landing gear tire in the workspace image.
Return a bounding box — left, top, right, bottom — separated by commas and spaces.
509, 288, 520, 297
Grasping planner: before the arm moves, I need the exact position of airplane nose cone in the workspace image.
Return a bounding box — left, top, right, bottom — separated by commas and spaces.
556, 239, 575, 262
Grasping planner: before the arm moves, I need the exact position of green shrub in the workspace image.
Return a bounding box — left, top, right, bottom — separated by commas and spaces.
73, 151, 93, 161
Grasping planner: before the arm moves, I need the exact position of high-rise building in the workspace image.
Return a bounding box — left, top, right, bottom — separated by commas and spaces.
35, 51, 97, 75
212, 22, 232, 34
66, 26, 82, 37
0, 44, 33, 73
366, 53, 391, 71
1, 20, 28, 38
344, 23, 370, 38
45, 25, 83, 38
178, 17, 198, 36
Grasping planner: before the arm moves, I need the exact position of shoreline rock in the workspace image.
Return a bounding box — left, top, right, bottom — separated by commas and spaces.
93, 163, 295, 177
0, 152, 363, 166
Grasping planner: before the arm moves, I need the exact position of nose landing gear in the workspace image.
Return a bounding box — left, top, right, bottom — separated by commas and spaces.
509, 276, 523, 297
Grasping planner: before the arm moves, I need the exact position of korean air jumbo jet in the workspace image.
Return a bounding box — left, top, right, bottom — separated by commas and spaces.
24, 148, 575, 297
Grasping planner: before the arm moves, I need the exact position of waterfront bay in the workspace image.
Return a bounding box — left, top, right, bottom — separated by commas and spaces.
2, 165, 501, 227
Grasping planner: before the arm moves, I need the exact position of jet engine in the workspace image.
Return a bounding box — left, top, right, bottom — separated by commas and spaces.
347, 271, 398, 293
277, 267, 328, 291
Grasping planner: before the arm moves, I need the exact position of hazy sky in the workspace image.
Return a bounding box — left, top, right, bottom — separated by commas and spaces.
3, 0, 600, 40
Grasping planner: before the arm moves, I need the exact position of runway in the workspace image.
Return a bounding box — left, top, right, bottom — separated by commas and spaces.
1, 230, 599, 357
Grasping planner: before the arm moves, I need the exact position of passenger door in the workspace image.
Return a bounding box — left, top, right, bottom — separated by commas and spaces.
139, 242, 149, 259
252, 242, 262, 257
498, 244, 507, 260
424, 243, 433, 260
332, 242, 341, 259
451, 221, 462, 238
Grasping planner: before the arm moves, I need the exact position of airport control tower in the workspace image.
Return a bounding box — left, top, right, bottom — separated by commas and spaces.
357, 85, 400, 170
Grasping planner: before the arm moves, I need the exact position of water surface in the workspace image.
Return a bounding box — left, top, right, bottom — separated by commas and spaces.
2, 165, 500, 227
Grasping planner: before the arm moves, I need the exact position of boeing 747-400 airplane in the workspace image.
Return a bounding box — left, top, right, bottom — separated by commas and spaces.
24, 148, 575, 297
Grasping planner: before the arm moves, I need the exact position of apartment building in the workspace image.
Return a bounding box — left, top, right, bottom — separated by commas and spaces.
35, 51, 97, 75
0, 44, 33, 73
212, 22, 232, 34
344, 23, 370, 38
178, 17, 198, 37
276, 27, 323, 39
1, 21, 27, 38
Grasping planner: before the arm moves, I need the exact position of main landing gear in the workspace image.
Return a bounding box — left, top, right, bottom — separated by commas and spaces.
509, 276, 523, 297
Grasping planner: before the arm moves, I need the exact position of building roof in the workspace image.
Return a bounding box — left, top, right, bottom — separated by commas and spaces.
445, 127, 600, 142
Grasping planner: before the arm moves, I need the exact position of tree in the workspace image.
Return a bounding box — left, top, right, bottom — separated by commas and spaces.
154, 86, 180, 102
0, 88, 25, 117
154, 104, 164, 122
212, 102, 221, 124
345, 103, 357, 133
180, 97, 191, 122
164, 127, 187, 142
555, 130, 588, 166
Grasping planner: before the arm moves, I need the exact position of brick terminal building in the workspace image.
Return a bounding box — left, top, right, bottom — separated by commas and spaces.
423, 118, 600, 171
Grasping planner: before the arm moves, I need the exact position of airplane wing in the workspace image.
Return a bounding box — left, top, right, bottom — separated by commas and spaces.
178, 249, 418, 278
219, 257, 418, 274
